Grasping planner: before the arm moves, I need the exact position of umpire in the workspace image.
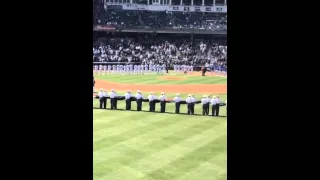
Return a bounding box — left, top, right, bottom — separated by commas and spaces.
173, 93, 181, 113
135, 90, 143, 111
124, 90, 132, 110
159, 92, 166, 113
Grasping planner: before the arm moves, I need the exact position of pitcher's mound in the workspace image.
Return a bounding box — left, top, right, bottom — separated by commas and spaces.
158, 76, 187, 81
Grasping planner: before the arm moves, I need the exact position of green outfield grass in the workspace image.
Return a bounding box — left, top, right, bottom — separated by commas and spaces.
93, 74, 227, 180
95, 73, 227, 84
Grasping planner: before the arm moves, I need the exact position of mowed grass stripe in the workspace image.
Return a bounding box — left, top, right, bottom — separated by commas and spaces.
94, 113, 170, 144
94, 114, 178, 150
145, 135, 226, 180
94, 118, 221, 167
94, 119, 224, 177
96, 74, 227, 85
175, 161, 224, 180
94, 112, 153, 133
98, 123, 226, 180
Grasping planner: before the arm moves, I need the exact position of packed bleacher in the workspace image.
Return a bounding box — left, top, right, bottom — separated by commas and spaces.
93, 33, 227, 69
93, 0, 227, 31
93, 0, 227, 70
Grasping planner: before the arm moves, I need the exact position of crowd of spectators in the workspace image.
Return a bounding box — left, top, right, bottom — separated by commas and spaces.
94, 3, 227, 31
93, 34, 227, 68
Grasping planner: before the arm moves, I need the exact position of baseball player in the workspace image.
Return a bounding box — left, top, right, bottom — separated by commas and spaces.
162, 64, 166, 74
119, 65, 122, 74
99, 64, 103, 75
177, 65, 181, 74
107, 65, 111, 74
137, 65, 141, 75
144, 64, 148, 75
116, 64, 120, 74
183, 65, 187, 74
112, 65, 116, 74
149, 64, 152, 74
94, 65, 98, 74
103, 65, 107, 75
133, 64, 137, 74
173, 65, 177, 74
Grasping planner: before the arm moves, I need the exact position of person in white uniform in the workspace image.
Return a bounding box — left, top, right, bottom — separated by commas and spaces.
148, 92, 156, 112
135, 90, 143, 111
201, 95, 209, 115
98, 89, 104, 109
124, 90, 132, 110
109, 89, 117, 110
186, 94, 193, 115
210, 96, 217, 116
173, 93, 181, 114
159, 92, 166, 113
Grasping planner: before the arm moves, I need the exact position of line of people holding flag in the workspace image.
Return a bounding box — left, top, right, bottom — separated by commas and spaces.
95, 89, 226, 116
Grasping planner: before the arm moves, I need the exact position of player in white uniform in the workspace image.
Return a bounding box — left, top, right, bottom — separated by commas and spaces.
115, 65, 119, 74
126, 64, 130, 74
141, 64, 144, 75
112, 65, 116, 74
103, 65, 107, 75
99, 65, 103, 75
93, 65, 97, 74
176, 65, 180, 74
107, 65, 111, 74
162, 64, 166, 74
120, 65, 123, 74
137, 65, 140, 75
144, 64, 148, 75
173, 65, 177, 74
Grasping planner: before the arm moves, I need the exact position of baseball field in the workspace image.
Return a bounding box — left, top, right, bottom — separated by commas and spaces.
93, 71, 227, 180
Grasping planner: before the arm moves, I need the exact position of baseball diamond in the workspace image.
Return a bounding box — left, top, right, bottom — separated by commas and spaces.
93, 0, 227, 179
